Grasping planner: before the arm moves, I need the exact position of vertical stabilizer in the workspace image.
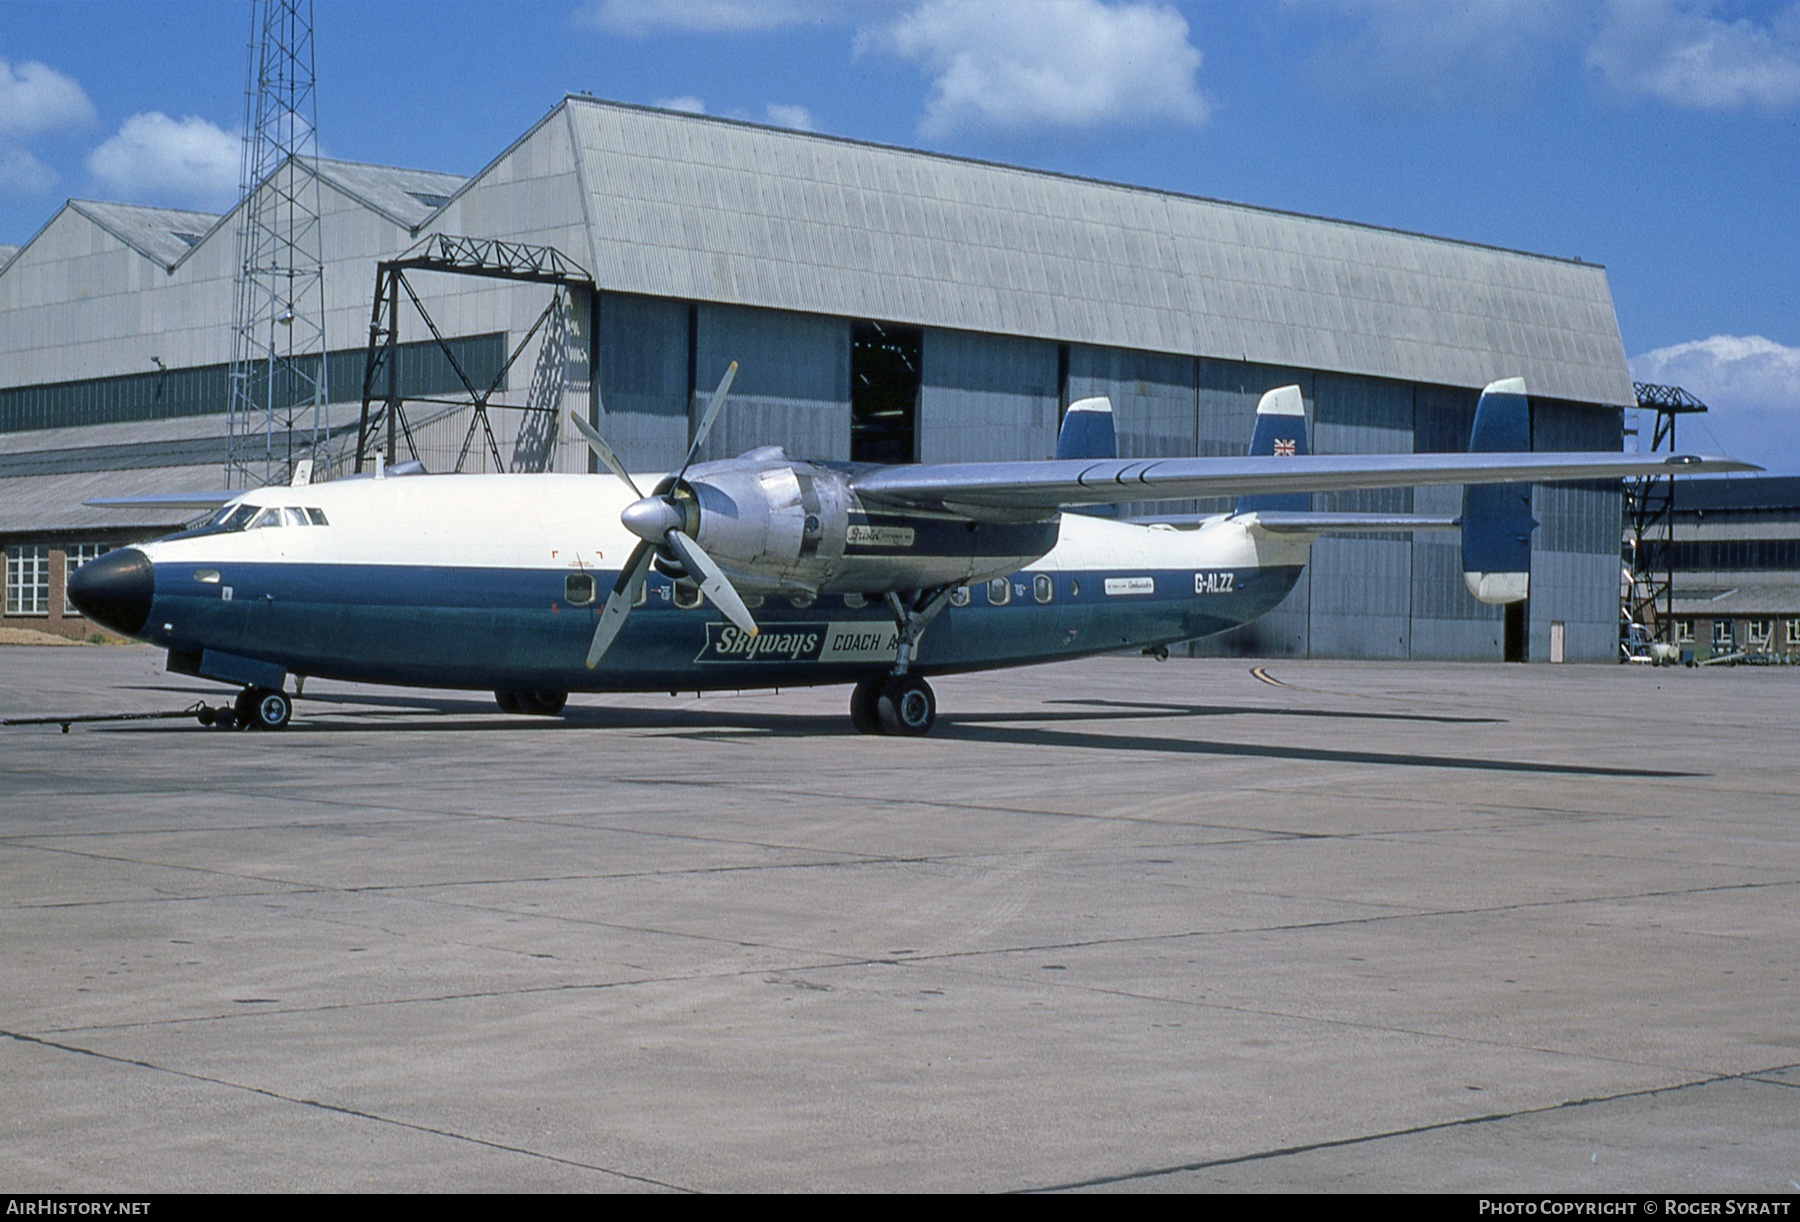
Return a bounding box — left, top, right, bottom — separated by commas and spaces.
1056, 396, 1116, 460
1235, 385, 1309, 515
1462, 377, 1536, 604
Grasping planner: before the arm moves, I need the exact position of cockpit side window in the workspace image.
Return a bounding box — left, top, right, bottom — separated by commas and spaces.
305, 508, 328, 526
221, 504, 257, 531
249, 507, 282, 529
281, 507, 308, 527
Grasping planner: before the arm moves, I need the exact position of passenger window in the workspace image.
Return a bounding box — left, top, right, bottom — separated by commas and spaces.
790, 592, 815, 609
844, 593, 866, 609
1033, 573, 1053, 604
673, 581, 702, 610
987, 577, 1010, 606
565, 573, 596, 606
949, 585, 970, 608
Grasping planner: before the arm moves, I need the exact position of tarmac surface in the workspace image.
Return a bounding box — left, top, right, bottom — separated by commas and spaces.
2, 645, 1796, 1193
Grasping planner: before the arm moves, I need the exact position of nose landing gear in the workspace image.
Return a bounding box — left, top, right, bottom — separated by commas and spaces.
195, 686, 291, 730
236, 686, 292, 730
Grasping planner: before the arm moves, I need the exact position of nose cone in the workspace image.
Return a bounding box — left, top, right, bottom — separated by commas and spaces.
621, 495, 684, 544
67, 548, 154, 637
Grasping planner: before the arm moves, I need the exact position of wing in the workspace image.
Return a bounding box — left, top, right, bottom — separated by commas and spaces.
83, 491, 238, 509
849, 451, 1758, 518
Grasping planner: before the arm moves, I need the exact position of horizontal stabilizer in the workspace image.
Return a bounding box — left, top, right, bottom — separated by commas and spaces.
1240, 511, 1461, 535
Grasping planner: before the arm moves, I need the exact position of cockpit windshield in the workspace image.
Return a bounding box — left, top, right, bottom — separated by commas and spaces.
193, 502, 328, 535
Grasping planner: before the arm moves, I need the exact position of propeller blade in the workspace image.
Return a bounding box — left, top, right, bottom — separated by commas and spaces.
678, 360, 738, 478
586, 540, 655, 669
568, 410, 644, 499
666, 529, 758, 638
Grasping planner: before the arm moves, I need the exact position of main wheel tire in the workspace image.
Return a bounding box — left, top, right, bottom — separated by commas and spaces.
241, 687, 291, 731
849, 678, 884, 734
517, 691, 568, 716
494, 690, 521, 714
876, 675, 936, 736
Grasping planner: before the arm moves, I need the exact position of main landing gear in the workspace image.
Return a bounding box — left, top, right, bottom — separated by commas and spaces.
495, 690, 568, 716
196, 686, 291, 731
850, 585, 956, 735
850, 673, 937, 736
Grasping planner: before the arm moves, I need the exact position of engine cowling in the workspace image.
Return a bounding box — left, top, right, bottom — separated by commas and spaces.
678, 452, 1057, 596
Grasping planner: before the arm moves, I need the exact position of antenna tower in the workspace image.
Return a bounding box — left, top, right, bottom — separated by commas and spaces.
225, 0, 328, 488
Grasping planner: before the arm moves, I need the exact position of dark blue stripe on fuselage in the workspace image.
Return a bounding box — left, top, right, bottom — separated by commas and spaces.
142, 560, 1303, 691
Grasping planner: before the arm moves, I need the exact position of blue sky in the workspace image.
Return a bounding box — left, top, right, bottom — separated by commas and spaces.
1, 0, 1796, 468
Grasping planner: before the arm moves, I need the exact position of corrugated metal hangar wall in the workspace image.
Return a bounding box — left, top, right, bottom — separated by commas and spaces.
0, 96, 1627, 660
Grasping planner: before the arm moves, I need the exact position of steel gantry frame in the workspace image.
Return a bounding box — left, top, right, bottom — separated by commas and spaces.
353, 235, 593, 474
1623, 382, 1708, 650
224, 0, 329, 490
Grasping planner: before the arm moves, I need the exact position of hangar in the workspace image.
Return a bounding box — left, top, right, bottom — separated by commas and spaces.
0, 95, 1633, 660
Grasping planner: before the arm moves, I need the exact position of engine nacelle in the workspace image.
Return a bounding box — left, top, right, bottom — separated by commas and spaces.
685, 454, 850, 592
682, 452, 1057, 596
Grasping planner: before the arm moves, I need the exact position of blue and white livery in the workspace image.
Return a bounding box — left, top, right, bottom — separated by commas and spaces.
71, 374, 1753, 734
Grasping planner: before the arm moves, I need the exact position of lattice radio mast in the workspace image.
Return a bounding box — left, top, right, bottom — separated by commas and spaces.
225, 0, 328, 489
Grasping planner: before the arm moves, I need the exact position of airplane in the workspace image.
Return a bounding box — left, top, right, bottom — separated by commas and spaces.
69, 370, 1754, 734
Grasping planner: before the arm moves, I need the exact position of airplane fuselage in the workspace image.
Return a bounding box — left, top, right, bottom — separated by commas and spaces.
107, 473, 1308, 693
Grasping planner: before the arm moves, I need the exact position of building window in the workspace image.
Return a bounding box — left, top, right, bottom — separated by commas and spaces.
1674, 619, 1694, 644
1746, 619, 1772, 647
65, 543, 111, 615
1712, 619, 1734, 649
6, 545, 51, 615
1787, 619, 1800, 647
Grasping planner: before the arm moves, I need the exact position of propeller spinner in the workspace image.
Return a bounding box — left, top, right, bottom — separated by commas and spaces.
572, 362, 757, 669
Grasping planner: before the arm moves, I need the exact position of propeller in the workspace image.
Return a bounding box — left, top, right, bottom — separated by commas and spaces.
572, 362, 757, 669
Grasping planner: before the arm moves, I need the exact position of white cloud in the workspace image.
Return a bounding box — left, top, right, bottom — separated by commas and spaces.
1294, 0, 1587, 109
1631, 335, 1800, 468
863, 0, 1208, 137
655, 95, 709, 114
764, 103, 815, 130
86, 112, 239, 208
0, 59, 96, 137
582, 0, 868, 35
0, 143, 57, 196
1587, 0, 1800, 110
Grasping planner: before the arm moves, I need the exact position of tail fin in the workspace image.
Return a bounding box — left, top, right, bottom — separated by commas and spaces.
1461, 377, 1536, 604
1056, 396, 1116, 460
1235, 385, 1308, 515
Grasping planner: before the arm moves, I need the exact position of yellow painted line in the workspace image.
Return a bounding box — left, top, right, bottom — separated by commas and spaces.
1249, 666, 1285, 687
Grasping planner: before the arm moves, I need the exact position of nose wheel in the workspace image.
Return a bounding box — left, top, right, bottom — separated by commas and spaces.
849, 674, 936, 736
230, 686, 292, 731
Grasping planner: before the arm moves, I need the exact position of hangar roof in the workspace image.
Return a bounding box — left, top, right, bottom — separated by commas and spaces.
544, 97, 1634, 407
63, 201, 221, 271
